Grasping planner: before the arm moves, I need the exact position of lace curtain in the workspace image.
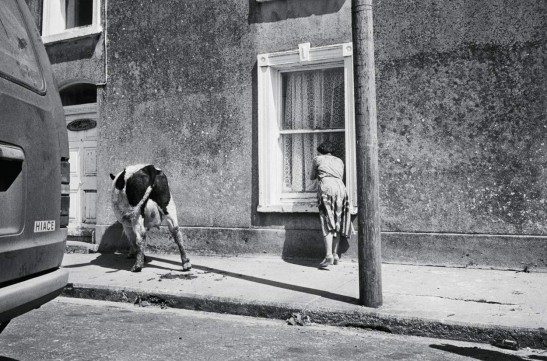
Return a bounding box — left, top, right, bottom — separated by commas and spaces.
282, 68, 345, 193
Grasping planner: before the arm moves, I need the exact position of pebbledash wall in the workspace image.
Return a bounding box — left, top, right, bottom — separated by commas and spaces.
27, 0, 546, 270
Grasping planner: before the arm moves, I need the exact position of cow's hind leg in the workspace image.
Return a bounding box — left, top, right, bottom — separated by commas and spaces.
165, 200, 191, 271
122, 224, 138, 259
130, 217, 147, 272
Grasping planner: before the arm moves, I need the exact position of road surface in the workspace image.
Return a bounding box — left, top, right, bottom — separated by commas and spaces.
0, 298, 544, 361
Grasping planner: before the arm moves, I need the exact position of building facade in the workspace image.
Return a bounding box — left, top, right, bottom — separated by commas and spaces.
26, 0, 546, 269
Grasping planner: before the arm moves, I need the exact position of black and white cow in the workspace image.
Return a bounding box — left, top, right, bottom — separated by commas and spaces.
109, 164, 191, 272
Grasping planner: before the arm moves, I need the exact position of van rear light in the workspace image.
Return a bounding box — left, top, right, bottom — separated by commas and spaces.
60, 158, 70, 228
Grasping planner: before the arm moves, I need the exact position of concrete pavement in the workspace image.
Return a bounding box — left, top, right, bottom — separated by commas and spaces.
60, 252, 547, 349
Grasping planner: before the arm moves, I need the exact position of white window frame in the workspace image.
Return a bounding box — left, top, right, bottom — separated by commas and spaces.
42, 0, 102, 44
257, 42, 357, 213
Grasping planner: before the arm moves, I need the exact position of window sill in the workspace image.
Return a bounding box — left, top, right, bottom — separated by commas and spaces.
258, 204, 358, 215
42, 25, 103, 44
258, 204, 318, 213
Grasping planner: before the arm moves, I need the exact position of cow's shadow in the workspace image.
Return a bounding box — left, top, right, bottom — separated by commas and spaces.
63, 252, 182, 273
81, 222, 184, 273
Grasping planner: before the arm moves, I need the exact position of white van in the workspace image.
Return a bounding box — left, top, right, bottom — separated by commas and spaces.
0, 0, 70, 333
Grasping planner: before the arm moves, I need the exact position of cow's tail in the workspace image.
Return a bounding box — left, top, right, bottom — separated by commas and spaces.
122, 184, 154, 221
135, 185, 153, 210
121, 165, 159, 222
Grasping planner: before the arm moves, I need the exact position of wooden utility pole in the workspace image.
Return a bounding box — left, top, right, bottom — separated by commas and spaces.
352, 0, 382, 307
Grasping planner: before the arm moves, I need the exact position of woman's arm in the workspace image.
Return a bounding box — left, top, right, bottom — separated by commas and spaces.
310, 157, 318, 180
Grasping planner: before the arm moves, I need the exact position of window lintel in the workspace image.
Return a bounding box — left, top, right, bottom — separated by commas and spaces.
258, 42, 353, 68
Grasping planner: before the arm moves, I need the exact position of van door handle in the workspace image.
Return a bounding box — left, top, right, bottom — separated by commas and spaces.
0, 144, 25, 161
0, 144, 24, 192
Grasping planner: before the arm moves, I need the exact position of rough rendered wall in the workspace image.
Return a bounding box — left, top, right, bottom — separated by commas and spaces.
96, 0, 350, 256
99, 1, 254, 229
373, 0, 546, 268
36, 0, 543, 266
375, 0, 546, 234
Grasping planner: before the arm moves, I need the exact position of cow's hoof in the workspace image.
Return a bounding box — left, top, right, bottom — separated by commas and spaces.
182, 260, 192, 272
131, 264, 143, 272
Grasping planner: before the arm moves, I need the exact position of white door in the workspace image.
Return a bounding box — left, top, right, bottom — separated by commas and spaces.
65, 104, 98, 237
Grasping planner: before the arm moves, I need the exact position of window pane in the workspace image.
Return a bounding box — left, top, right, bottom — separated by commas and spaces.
281, 67, 346, 194
282, 132, 345, 193
60, 83, 97, 106
66, 0, 93, 29
282, 68, 344, 131
0, 0, 44, 92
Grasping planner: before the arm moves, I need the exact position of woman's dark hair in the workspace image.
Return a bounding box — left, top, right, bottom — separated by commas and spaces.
317, 140, 335, 155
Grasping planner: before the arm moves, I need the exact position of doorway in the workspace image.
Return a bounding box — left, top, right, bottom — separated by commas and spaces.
60, 83, 98, 239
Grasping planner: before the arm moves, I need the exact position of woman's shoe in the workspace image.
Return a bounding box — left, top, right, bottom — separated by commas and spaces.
319, 255, 334, 268
333, 254, 340, 265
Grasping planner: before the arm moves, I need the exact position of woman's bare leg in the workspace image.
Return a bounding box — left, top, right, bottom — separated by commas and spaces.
319, 232, 334, 268
332, 235, 340, 265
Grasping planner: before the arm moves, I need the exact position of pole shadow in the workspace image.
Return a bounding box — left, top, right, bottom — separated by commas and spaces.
430, 344, 543, 361
62, 253, 358, 304
147, 256, 359, 305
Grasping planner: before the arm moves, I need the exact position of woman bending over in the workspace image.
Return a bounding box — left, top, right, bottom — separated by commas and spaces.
310, 141, 352, 269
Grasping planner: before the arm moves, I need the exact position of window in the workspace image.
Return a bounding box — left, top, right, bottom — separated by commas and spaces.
42, 0, 102, 44
60, 83, 97, 106
257, 42, 357, 213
